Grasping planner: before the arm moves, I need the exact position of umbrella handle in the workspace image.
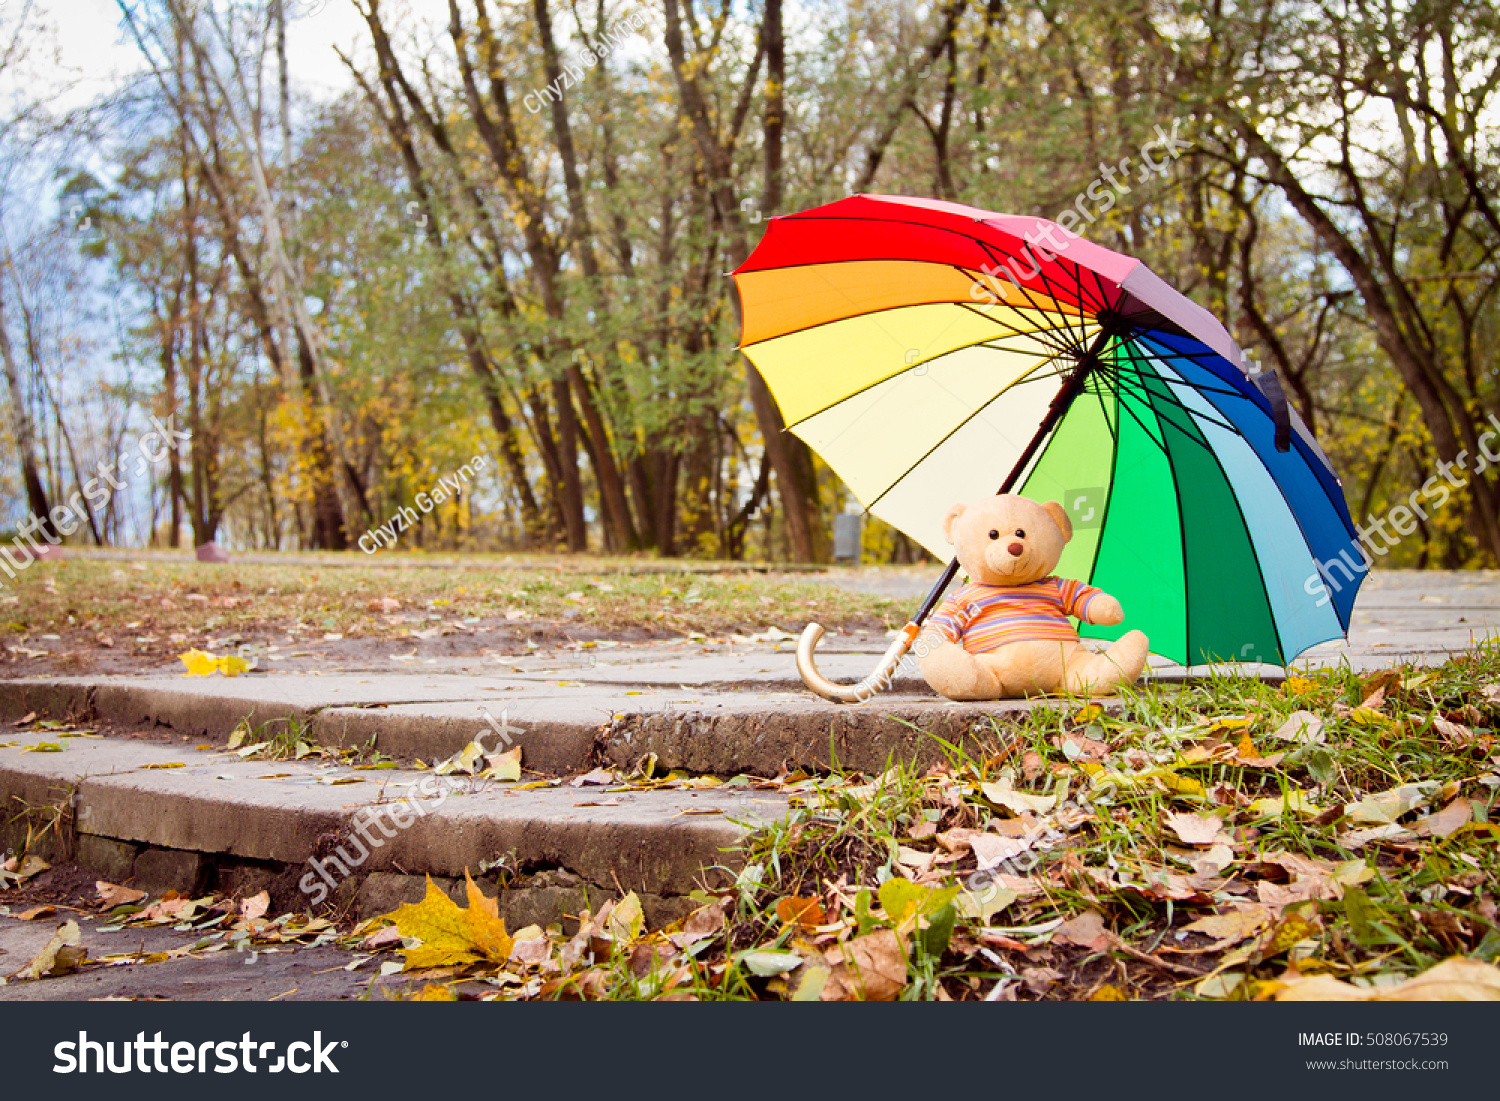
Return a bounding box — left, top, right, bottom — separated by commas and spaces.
796, 622, 920, 704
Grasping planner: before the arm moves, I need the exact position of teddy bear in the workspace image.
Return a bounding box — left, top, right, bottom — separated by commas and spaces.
916, 494, 1149, 699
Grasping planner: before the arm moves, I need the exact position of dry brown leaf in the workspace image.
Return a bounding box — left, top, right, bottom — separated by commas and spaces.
240, 890, 270, 922
95, 882, 146, 908
1179, 906, 1272, 951
1432, 716, 1476, 746
821, 929, 906, 1001
22, 920, 88, 979
1054, 910, 1110, 951
1164, 811, 1225, 846
16, 905, 57, 921
1415, 799, 1473, 839
1276, 958, 1500, 1001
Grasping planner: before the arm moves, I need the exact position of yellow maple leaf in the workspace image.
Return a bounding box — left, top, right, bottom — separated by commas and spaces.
387, 874, 512, 972
462, 870, 513, 961
180, 649, 219, 676
179, 649, 249, 677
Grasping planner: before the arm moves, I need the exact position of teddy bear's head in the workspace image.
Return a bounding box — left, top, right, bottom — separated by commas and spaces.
942, 494, 1073, 586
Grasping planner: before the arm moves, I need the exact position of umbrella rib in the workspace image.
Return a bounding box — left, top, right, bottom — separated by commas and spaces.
1109, 343, 1244, 438
1078, 364, 1122, 622
974, 240, 1082, 327
1105, 361, 1240, 441
862, 352, 1075, 512
955, 301, 1078, 355
1087, 266, 1116, 314
1031, 260, 1093, 352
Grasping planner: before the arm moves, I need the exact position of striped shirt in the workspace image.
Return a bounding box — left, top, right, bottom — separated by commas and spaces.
928, 577, 1105, 653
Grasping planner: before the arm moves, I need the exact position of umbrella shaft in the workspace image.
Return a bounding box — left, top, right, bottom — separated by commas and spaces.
912, 350, 1103, 627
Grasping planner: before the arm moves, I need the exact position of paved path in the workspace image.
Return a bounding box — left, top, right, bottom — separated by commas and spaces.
0, 568, 1493, 959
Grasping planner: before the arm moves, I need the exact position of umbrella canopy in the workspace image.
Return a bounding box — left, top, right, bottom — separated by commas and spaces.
733, 194, 1366, 667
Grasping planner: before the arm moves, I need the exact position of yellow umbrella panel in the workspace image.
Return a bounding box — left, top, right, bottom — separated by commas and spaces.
739, 261, 1099, 557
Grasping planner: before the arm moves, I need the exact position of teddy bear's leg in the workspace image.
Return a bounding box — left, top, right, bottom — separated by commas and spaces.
1061, 631, 1149, 695
975, 641, 1070, 696
918, 640, 1007, 700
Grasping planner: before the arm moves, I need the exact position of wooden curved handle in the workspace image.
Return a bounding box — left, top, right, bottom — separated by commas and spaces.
795, 621, 919, 704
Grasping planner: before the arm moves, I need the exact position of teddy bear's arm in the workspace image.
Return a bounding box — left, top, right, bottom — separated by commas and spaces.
1068, 582, 1124, 627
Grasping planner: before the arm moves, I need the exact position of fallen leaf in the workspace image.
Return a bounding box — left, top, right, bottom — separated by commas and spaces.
178, 649, 249, 677
240, 891, 270, 922
22, 920, 88, 979
480, 745, 522, 781
17, 905, 57, 921
386, 875, 512, 971
740, 950, 804, 977
1432, 716, 1476, 746
604, 892, 644, 943
1276, 958, 1500, 1001
979, 778, 1057, 816
1179, 907, 1271, 951
822, 929, 907, 1001
571, 768, 616, 787
1054, 910, 1110, 951
361, 925, 403, 951
1164, 811, 1224, 846
955, 887, 1018, 923
1344, 781, 1440, 825
775, 896, 827, 930
1415, 799, 1472, 839
96, 882, 147, 908
1270, 710, 1325, 744
1245, 791, 1321, 819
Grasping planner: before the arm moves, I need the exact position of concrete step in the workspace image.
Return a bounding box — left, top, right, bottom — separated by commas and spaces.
0, 726, 786, 929
0, 668, 1045, 776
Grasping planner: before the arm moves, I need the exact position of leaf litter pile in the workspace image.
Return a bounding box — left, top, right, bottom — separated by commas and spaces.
6, 641, 1500, 1000
353, 643, 1500, 1001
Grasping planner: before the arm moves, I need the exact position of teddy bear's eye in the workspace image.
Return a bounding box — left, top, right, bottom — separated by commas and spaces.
1014, 528, 1026, 538
988, 530, 999, 540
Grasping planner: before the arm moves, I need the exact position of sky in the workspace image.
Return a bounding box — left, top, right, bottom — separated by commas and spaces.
0, 0, 462, 114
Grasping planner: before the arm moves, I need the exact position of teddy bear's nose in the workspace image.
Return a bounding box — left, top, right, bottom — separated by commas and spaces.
1007, 542, 1025, 557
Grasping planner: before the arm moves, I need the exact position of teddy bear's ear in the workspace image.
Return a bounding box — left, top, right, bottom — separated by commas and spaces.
1042, 501, 1073, 543
941, 503, 967, 544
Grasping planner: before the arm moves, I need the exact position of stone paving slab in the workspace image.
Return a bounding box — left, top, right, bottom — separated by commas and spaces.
0, 570, 1495, 779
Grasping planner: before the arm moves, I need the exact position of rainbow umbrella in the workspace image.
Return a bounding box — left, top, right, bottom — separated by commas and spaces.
732, 195, 1367, 701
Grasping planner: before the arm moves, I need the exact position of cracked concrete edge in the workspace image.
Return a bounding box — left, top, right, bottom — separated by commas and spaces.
602, 699, 1064, 775
0, 752, 769, 905
0, 678, 318, 741
0, 675, 1086, 778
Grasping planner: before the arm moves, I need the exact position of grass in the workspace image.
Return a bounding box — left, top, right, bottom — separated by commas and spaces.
0, 556, 907, 651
